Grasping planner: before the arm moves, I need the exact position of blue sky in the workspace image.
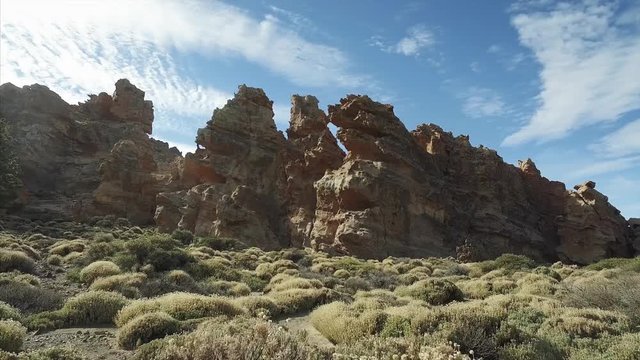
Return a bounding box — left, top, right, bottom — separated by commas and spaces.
1, 0, 639, 218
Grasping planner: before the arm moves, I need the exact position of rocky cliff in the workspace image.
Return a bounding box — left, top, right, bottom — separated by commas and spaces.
0, 79, 181, 223
0, 80, 636, 263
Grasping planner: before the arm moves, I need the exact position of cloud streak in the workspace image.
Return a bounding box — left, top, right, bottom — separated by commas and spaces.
503, 1, 640, 146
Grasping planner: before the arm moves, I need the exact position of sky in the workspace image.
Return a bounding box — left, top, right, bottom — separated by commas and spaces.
1, 0, 639, 218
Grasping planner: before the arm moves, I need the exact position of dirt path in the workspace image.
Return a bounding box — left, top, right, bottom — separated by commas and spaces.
278, 313, 335, 351
23, 326, 131, 360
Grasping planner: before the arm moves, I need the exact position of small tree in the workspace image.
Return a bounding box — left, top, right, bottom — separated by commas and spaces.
0, 118, 21, 208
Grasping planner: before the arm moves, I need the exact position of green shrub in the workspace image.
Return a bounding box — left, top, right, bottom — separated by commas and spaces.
116, 292, 244, 327
0, 279, 63, 313
235, 296, 280, 317
13, 346, 83, 359
89, 273, 147, 298
269, 288, 333, 315
310, 302, 386, 344
585, 257, 640, 272
539, 308, 629, 339
46, 255, 63, 266
559, 273, 640, 327
395, 278, 463, 305
195, 236, 242, 251
26, 291, 127, 330
0, 319, 26, 353
171, 229, 194, 245
203, 280, 251, 297
125, 235, 193, 271
0, 302, 21, 321
116, 312, 181, 350
0, 250, 36, 274
79, 261, 121, 284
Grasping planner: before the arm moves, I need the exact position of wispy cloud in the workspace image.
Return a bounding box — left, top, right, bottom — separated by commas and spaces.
461, 87, 506, 118
567, 155, 640, 179
1, 0, 370, 136
370, 25, 435, 57
503, 0, 640, 146
592, 119, 640, 158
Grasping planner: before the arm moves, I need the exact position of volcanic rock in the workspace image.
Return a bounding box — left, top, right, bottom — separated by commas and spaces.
0, 80, 180, 222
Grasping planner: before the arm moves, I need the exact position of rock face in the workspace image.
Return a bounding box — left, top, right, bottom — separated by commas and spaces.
0, 80, 180, 222
155, 87, 344, 249
1, 80, 636, 263
158, 89, 634, 263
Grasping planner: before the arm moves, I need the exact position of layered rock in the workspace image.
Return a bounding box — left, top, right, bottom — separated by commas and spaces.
0, 80, 180, 222
155, 87, 344, 249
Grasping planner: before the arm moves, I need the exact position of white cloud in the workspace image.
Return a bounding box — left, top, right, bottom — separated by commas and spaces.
1, 0, 371, 140
503, 1, 640, 146
392, 25, 435, 56
272, 103, 291, 132
470, 61, 481, 73
593, 119, 640, 157
461, 87, 506, 118
370, 25, 435, 57
567, 155, 640, 179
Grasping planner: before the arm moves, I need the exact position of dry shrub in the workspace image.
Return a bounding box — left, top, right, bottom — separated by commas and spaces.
0, 250, 35, 274
559, 272, 640, 327
79, 261, 121, 284
0, 319, 26, 353
395, 278, 463, 305
89, 273, 147, 298
133, 317, 329, 360
116, 312, 181, 350
116, 292, 244, 327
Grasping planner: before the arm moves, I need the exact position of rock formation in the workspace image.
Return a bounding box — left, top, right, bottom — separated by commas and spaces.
0, 79, 180, 222
1, 80, 636, 263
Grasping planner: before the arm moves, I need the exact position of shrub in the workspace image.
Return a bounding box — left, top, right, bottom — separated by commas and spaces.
171, 229, 194, 245
79, 261, 121, 284
195, 236, 242, 251
46, 255, 63, 266
187, 257, 240, 281
559, 272, 640, 327
539, 308, 630, 339
203, 280, 251, 297
235, 296, 280, 317
585, 257, 640, 272
89, 273, 147, 298
48, 240, 85, 257
255, 260, 298, 279
0, 302, 21, 321
116, 312, 181, 350
268, 288, 333, 315
0, 319, 27, 353
311, 302, 386, 344
395, 278, 463, 305
0, 279, 63, 313
115, 292, 244, 327
125, 235, 193, 271
0, 250, 36, 274
26, 291, 127, 330
133, 317, 328, 360
13, 346, 83, 359
61, 290, 128, 326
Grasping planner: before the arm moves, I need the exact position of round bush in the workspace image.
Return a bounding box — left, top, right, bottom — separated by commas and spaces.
0, 250, 36, 274
0, 302, 21, 321
80, 261, 122, 284
117, 312, 181, 350
0, 319, 27, 353
395, 278, 463, 305
63, 291, 128, 326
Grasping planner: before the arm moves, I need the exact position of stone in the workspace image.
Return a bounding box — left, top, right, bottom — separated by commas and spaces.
0, 80, 180, 223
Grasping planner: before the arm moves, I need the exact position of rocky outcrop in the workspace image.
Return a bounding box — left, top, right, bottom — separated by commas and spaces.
0, 80, 180, 222
2, 80, 636, 263
155, 87, 344, 249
